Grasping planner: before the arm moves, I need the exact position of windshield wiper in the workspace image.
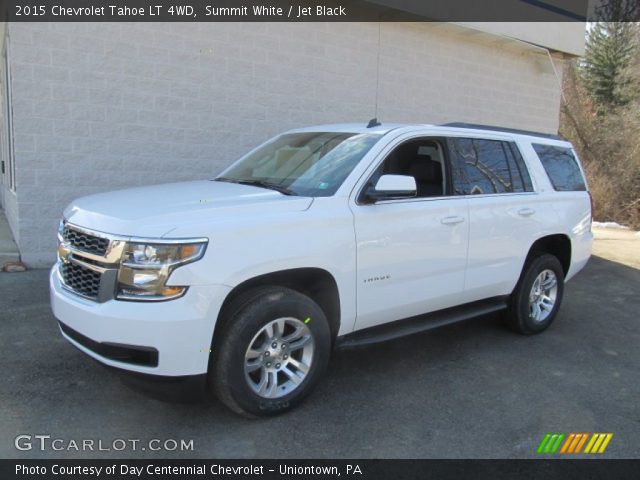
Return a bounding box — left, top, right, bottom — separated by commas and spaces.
214, 177, 295, 196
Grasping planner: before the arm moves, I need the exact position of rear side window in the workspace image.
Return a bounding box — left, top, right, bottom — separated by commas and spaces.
532, 144, 586, 191
448, 138, 534, 195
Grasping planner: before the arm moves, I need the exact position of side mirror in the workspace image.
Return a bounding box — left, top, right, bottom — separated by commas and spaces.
364, 174, 417, 203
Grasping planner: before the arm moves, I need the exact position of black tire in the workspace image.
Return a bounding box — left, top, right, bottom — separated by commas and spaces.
211, 286, 331, 417
503, 253, 565, 335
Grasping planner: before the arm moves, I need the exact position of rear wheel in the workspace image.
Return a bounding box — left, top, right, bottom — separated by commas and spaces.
504, 253, 565, 335
211, 286, 331, 417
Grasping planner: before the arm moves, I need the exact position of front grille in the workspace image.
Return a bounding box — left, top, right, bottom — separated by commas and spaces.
61, 262, 102, 299
62, 226, 109, 256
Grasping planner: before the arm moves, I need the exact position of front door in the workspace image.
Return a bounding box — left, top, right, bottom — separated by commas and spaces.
351, 136, 469, 331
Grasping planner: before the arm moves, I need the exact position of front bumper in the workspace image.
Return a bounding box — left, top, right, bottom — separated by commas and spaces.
50, 267, 231, 376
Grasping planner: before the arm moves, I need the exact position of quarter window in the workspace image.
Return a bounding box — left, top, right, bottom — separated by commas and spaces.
448, 138, 532, 195
532, 144, 586, 192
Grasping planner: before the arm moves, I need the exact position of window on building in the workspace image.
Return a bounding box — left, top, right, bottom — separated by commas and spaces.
448, 138, 533, 195
532, 143, 586, 192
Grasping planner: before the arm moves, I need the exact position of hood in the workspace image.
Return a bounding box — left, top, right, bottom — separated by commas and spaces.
63, 180, 313, 238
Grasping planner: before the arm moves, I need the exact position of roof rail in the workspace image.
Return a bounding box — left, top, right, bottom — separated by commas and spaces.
439, 122, 564, 141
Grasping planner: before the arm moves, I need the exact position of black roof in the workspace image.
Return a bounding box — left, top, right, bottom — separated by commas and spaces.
440, 122, 564, 141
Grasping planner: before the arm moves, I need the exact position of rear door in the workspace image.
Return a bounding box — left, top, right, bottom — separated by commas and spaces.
447, 136, 548, 302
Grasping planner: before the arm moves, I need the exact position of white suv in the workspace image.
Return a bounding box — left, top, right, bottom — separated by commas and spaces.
51, 122, 593, 416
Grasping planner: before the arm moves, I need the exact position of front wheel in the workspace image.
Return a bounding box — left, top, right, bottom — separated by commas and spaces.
211, 286, 331, 417
503, 253, 565, 335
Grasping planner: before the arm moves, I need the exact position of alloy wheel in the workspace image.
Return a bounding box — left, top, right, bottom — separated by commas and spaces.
528, 269, 558, 322
244, 317, 314, 398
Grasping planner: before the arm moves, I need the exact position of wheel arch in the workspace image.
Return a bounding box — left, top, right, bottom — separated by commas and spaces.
213, 267, 342, 348
525, 234, 572, 276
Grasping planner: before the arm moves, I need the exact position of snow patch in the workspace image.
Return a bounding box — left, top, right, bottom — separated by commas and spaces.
592, 221, 630, 230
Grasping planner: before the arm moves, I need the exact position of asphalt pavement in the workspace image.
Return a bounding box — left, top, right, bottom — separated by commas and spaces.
1, 255, 638, 459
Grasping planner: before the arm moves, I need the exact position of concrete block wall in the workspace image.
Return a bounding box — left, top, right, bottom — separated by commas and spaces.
5, 22, 564, 266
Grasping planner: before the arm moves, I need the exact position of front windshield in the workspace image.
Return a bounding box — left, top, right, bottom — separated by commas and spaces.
216, 132, 382, 197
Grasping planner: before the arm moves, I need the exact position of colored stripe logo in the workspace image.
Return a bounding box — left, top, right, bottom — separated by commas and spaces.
537, 433, 613, 454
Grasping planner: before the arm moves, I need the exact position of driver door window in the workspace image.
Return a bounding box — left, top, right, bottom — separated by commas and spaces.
366, 138, 448, 199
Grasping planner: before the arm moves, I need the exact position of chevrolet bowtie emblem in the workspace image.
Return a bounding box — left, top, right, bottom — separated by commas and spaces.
58, 243, 71, 263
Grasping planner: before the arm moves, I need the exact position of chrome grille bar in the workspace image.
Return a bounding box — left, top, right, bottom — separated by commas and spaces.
57, 222, 124, 303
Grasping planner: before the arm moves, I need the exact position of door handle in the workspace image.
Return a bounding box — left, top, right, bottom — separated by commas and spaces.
518, 208, 535, 217
440, 215, 465, 225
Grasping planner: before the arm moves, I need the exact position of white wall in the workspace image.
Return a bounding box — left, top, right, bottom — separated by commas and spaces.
8, 22, 565, 266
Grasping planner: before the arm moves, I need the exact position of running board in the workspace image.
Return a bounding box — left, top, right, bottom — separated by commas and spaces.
337, 296, 509, 349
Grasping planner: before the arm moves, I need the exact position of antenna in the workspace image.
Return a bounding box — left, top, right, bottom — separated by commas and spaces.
373, 20, 382, 119
367, 118, 381, 128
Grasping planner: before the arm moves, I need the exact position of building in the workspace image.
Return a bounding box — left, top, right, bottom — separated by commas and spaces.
0, 21, 585, 266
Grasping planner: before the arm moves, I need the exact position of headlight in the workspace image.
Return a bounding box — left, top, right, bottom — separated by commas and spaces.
117, 241, 207, 301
